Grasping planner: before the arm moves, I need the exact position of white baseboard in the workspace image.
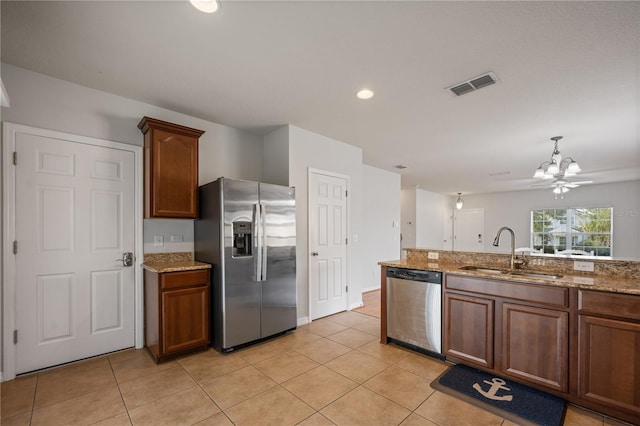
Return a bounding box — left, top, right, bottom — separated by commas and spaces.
349, 301, 364, 311
362, 285, 381, 293
297, 316, 310, 327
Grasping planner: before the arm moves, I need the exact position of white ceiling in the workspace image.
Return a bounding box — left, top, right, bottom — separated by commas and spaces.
2, 1, 639, 195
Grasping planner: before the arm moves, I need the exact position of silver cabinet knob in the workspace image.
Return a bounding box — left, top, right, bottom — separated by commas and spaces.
311, 252, 319, 256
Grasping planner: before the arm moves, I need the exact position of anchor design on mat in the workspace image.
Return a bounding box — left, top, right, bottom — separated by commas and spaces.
473, 377, 514, 401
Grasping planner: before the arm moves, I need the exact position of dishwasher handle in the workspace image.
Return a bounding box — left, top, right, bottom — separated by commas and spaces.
386, 267, 441, 284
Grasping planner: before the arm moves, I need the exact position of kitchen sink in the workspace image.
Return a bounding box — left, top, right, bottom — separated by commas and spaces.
458, 265, 508, 274
459, 265, 563, 280
510, 271, 564, 279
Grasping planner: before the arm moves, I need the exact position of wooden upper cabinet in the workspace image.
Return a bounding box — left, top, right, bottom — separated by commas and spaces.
138, 117, 205, 219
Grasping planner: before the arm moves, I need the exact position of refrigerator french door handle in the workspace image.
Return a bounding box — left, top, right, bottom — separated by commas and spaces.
254, 203, 262, 282
260, 204, 267, 281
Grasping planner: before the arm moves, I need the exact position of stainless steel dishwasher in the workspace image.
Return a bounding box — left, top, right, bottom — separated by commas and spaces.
386, 267, 443, 358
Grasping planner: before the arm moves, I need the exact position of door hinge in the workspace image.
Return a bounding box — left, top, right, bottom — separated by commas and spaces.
13, 151, 17, 165
13, 240, 18, 254
345, 238, 348, 245
345, 190, 348, 197
13, 330, 18, 344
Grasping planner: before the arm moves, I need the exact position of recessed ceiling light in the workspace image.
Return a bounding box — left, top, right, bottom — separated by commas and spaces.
190, 0, 219, 13
356, 89, 374, 100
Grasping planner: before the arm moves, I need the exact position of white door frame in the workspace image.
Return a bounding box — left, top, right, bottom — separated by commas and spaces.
307, 167, 351, 321
2, 122, 144, 381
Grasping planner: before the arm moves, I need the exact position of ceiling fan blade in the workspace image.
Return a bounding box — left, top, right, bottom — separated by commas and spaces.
569, 180, 593, 185
565, 183, 579, 188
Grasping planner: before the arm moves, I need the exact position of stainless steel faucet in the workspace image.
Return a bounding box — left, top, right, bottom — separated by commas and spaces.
493, 226, 523, 269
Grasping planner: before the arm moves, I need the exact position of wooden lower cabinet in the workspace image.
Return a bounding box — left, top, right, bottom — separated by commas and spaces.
578, 290, 640, 422
443, 275, 640, 424
444, 274, 569, 393
501, 303, 568, 392
443, 292, 494, 368
145, 269, 210, 363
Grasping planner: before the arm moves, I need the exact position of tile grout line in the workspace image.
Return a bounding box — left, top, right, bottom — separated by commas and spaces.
106, 355, 134, 426
28, 373, 39, 425
176, 355, 237, 425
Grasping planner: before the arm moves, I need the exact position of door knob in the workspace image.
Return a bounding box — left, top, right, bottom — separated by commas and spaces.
311, 252, 319, 256
115, 252, 133, 267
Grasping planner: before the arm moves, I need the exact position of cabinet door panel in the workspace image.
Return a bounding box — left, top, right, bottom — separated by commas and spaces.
162, 286, 209, 355
502, 303, 568, 392
579, 315, 640, 416
151, 130, 198, 218
444, 292, 494, 368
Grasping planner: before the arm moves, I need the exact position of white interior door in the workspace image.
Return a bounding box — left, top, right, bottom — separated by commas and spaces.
453, 208, 485, 252
14, 131, 136, 374
443, 209, 453, 250
308, 170, 348, 320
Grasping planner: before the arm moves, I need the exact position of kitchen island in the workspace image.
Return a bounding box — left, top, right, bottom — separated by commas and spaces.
379, 248, 640, 425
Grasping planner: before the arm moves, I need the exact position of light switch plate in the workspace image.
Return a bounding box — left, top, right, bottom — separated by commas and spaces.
154, 235, 164, 247
428, 252, 439, 260
573, 260, 594, 272
170, 235, 183, 243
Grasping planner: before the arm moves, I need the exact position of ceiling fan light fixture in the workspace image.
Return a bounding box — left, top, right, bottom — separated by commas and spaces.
546, 162, 559, 176
533, 136, 587, 197
533, 167, 545, 179
567, 160, 581, 174
190, 0, 219, 13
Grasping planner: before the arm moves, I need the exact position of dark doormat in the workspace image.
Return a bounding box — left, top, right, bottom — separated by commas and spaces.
431, 364, 566, 426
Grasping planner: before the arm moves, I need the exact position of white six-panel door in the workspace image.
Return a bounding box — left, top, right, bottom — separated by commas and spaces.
14, 131, 136, 374
453, 208, 485, 252
308, 170, 348, 320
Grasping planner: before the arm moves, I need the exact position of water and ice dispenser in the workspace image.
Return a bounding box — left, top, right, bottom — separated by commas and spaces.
232, 221, 253, 257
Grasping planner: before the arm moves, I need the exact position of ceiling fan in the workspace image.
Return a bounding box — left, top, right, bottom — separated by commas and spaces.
531, 136, 593, 198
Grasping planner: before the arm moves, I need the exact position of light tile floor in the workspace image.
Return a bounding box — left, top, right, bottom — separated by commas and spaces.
1, 311, 631, 426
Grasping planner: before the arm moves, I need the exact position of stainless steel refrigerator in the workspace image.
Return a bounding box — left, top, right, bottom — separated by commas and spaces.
194, 178, 297, 352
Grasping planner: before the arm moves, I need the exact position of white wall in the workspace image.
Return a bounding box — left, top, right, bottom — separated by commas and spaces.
262, 126, 289, 186
401, 187, 451, 252
1, 64, 264, 254
287, 125, 363, 319
361, 165, 401, 292
451, 181, 640, 260
416, 189, 451, 249
400, 188, 417, 253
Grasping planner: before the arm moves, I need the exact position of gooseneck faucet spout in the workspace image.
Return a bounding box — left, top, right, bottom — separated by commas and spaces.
493, 226, 516, 269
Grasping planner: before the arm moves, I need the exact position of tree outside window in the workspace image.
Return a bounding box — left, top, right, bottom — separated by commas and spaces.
531, 207, 612, 256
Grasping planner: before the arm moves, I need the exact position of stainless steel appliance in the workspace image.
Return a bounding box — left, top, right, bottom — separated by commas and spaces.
386, 267, 443, 358
195, 178, 297, 352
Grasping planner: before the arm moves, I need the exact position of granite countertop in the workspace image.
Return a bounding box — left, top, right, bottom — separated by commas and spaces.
143, 252, 211, 273
379, 258, 640, 296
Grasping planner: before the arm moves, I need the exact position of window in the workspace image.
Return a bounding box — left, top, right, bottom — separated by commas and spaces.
531, 207, 612, 256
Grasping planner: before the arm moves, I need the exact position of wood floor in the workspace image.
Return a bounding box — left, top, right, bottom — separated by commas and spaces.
353, 289, 381, 318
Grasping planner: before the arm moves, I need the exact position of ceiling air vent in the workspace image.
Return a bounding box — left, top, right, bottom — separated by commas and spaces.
447, 72, 498, 96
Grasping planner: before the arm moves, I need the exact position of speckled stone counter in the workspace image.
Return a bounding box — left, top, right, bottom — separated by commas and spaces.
379, 249, 640, 296
142, 252, 211, 273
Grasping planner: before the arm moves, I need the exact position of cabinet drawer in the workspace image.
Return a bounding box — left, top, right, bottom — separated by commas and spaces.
161, 269, 210, 290
578, 290, 640, 321
446, 274, 568, 309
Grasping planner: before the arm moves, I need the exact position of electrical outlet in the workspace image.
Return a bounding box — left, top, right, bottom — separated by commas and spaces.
170, 235, 183, 243
154, 235, 164, 247
573, 260, 594, 272
428, 252, 439, 260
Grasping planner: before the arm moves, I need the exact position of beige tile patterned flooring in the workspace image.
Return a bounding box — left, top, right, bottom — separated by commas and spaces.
0, 311, 630, 426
